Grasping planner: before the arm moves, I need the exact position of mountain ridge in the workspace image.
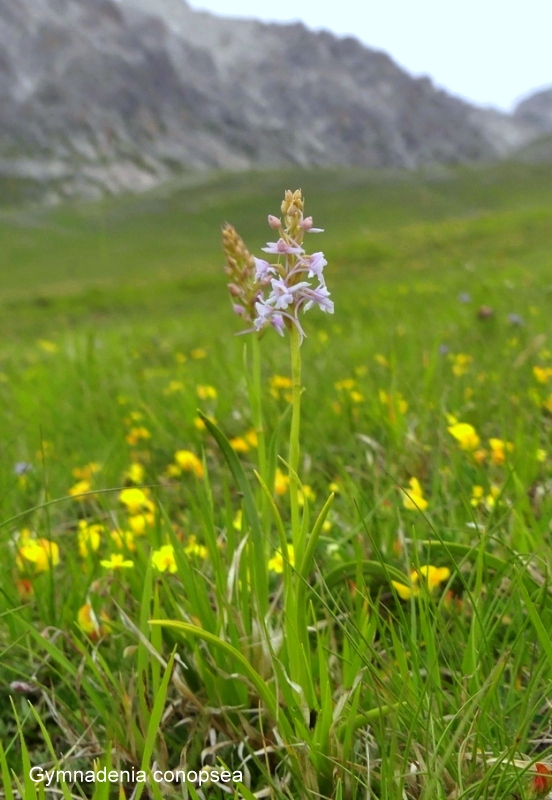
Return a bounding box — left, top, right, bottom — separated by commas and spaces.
0, 0, 548, 202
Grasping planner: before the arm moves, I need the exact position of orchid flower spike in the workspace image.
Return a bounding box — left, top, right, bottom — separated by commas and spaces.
222, 190, 333, 342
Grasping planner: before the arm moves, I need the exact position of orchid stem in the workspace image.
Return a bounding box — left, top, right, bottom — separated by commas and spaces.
251, 335, 268, 527
289, 323, 302, 558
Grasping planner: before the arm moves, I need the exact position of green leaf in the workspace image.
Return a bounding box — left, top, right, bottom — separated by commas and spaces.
324, 560, 410, 591
133, 650, 176, 800
199, 411, 268, 614
0, 737, 15, 800
149, 619, 294, 741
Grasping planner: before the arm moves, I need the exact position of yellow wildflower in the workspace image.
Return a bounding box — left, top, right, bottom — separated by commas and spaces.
100, 553, 134, 570
175, 352, 187, 364
151, 545, 177, 573
488, 438, 514, 465
77, 521, 103, 557
543, 395, 552, 414
229, 436, 250, 453
125, 426, 151, 446
17, 537, 60, 573
194, 415, 216, 432
379, 389, 408, 418
128, 513, 154, 535
77, 603, 102, 639
164, 463, 182, 479
470, 485, 485, 506
269, 375, 292, 399
533, 366, 552, 384
350, 390, 365, 403
450, 353, 473, 377
197, 385, 217, 400
471, 484, 501, 510
473, 448, 488, 464
68, 479, 94, 501
119, 487, 154, 515
37, 339, 58, 353
536, 449, 547, 463
190, 348, 207, 359
245, 429, 258, 447
184, 536, 208, 559
124, 462, 145, 484
374, 354, 389, 368
402, 477, 428, 511
163, 380, 185, 395
298, 485, 316, 506
274, 468, 290, 496
268, 544, 295, 574
334, 378, 355, 391
485, 485, 501, 509
174, 450, 204, 479
110, 530, 136, 552
392, 565, 450, 599
447, 422, 480, 451
72, 462, 101, 480
35, 440, 54, 459
233, 509, 243, 530
419, 565, 451, 591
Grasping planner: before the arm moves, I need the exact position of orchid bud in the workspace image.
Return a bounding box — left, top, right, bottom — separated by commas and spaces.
10, 681, 37, 694
301, 216, 313, 230
268, 215, 281, 229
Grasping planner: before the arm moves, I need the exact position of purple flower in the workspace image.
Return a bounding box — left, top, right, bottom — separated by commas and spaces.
14, 462, 33, 475
271, 314, 285, 336
253, 298, 307, 340
299, 285, 334, 314
237, 191, 333, 343
303, 252, 327, 282
508, 313, 524, 326
458, 292, 471, 304
253, 301, 274, 332
253, 257, 276, 281
301, 216, 324, 233
267, 278, 310, 310
262, 238, 304, 256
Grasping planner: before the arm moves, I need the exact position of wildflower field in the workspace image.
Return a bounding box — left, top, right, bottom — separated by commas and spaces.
2, 161, 552, 799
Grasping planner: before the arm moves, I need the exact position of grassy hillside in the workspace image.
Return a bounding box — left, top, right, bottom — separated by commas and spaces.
1, 163, 552, 799
2, 161, 552, 338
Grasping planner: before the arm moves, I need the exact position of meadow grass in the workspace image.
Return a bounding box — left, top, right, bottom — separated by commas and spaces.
1, 162, 552, 799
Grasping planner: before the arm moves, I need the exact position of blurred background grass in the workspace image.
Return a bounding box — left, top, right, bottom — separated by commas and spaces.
2, 161, 552, 340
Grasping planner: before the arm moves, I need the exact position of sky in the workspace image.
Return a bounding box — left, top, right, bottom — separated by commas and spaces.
188, 0, 552, 111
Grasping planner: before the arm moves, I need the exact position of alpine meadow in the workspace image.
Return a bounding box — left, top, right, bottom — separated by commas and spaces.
2, 161, 552, 800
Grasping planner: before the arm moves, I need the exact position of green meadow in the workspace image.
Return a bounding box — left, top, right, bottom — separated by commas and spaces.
1, 161, 552, 799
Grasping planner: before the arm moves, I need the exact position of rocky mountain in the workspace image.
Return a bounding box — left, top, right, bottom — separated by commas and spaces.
0, 0, 547, 202
515, 87, 552, 133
